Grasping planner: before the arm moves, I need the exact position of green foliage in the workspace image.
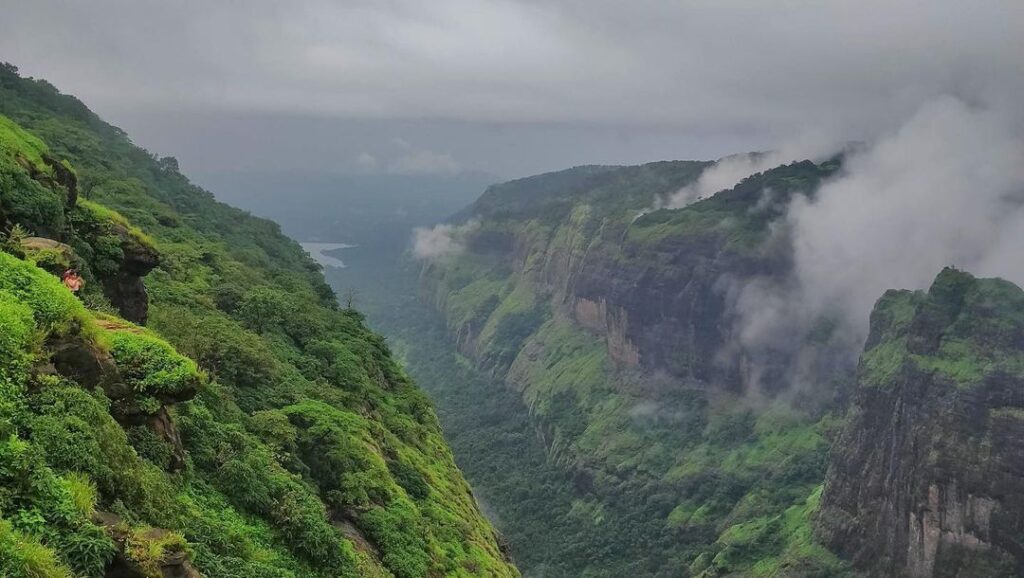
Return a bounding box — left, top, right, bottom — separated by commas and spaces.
0, 64, 516, 578
0, 250, 88, 335
629, 160, 839, 250
0, 115, 65, 236
124, 527, 189, 577
0, 434, 117, 576
862, 269, 1024, 390
0, 294, 34, 384
106, 330, 203, 399
237, 287, 295, 335
0, 517, 72, 578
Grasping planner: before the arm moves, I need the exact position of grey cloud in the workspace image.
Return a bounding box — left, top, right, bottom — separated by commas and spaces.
2, 2, 1021, 141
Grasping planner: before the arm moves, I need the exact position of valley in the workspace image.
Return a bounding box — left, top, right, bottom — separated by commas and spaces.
1, 4, 1023, 573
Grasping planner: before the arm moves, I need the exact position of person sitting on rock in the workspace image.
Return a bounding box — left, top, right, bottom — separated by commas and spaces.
62, 268, 83, 293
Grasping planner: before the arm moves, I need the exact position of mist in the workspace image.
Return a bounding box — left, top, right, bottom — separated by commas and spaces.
791, 97, 1024, 336
412, 220, 480, 261
723, 96, 1024, 395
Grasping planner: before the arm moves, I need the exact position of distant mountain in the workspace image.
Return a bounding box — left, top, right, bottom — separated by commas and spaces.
195, 170, 496, 248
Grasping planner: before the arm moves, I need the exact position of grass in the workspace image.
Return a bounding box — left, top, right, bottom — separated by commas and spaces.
0, 114, 51, 172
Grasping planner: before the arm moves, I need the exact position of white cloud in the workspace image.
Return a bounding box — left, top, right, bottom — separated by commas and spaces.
724, 96, 1024, 395
657, 132, 843, 210
789, 97, 1024, 337
412, 220, 479, 260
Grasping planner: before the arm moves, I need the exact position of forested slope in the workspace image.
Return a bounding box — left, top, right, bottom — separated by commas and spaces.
0, 63, 517, 578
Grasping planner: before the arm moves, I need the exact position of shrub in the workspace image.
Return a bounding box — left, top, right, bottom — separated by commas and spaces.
0, 251, 88, 335
106, 331, 203, 399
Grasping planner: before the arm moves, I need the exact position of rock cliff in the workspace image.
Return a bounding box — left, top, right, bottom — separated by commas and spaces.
818, 268, 1024, 577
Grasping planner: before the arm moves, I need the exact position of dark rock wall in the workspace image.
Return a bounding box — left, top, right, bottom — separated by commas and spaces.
818, 269, 1024, 577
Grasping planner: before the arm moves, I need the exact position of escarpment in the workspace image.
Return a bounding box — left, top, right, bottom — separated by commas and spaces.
1, 113, 159, 324
818, 268, 1024, 577
419, 158, 857, 575
424, 159, 845, 396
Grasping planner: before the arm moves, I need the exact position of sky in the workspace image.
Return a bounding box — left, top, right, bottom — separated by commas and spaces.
2, 0, 1021, 180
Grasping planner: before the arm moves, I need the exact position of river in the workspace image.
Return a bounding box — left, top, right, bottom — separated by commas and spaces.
300, 242, 356, 269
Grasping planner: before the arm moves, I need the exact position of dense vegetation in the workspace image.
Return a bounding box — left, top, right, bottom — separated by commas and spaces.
0, 62, 516, 577
321, 250, 698, 576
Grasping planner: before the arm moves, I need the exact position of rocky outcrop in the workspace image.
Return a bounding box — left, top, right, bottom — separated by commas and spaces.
48, 326, 195, 473
48, 333, 121, 391
102, 224, 160, 324
95, 512, 202, 578
818, 268, 1024, 577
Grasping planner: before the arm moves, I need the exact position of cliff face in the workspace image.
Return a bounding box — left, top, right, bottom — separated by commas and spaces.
421, 158, 854, 575
818, 268, 1024, 577
428, 159, 844, 395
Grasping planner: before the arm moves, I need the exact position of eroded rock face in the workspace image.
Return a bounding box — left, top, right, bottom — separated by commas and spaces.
48, 334, 124, 394
426, 159, 848, 397
145, 407, 188, 473
102, 224, 160, 324
104, 273, 152, 325
818, 268, 1024, 577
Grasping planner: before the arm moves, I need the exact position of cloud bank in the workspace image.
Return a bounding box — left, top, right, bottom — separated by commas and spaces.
2, 1, 1020, 139
790, 98, 1024, 335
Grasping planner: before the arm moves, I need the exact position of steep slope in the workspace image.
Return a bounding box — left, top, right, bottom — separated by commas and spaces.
0, 62, 516, 578
818, 268, 1024, 577
420, 158, 852, 575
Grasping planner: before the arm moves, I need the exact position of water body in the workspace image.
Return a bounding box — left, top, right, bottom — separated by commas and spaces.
301, 242, 355, 269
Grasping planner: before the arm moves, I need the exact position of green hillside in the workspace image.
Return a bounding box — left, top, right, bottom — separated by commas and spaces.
0, 63, 517, 578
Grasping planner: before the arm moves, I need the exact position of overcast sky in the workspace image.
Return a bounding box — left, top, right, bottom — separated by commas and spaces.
1, 1, 1022, 180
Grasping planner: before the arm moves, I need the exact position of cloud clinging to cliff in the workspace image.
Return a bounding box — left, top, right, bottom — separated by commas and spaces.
412, 220, 479, 261
724, 95, 1024, 397
790, 97, 1024, 335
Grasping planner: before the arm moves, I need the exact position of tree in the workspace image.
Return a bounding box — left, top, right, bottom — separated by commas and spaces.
342, 287, 359, 310
237, 287, 293, 334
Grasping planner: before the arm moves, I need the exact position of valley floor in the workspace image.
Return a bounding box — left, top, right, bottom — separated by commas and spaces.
320, 248, 697, 576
